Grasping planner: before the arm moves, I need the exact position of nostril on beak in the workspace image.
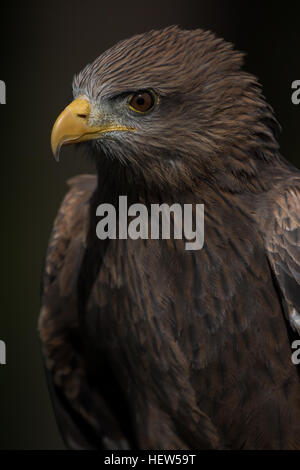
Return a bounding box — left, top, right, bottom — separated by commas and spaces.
77, 113, 87, 119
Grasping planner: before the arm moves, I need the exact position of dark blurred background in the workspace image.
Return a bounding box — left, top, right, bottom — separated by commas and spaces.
0, 0, 299, 449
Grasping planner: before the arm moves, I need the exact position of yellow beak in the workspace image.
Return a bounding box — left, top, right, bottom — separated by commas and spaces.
51, 97, 134, 161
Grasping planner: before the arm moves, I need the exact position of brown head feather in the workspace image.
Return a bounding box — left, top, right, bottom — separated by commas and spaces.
73, 26, 282, 191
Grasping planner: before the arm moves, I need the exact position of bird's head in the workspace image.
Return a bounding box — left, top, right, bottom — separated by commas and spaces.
51, 26, 280, 191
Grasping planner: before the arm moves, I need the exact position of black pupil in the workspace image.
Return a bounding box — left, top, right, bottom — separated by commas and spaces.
136, 96, 145, 106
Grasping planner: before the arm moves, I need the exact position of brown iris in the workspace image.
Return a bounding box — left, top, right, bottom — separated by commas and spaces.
128, 90, 155, 113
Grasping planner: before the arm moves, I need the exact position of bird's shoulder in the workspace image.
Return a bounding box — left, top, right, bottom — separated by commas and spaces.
255, 167, 300, 334
40, 172, 97, 366
42, 173, 97, 295
39, 173, 99, 449
40, 174, 132, 449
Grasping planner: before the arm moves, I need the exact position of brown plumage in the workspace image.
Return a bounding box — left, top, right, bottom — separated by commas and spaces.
40, 26, 300, 449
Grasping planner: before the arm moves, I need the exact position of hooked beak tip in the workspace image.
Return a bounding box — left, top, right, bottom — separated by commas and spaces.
51, 140, 61, 162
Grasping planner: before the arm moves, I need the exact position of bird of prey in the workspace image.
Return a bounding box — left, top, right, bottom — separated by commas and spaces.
40, 26, 300, 450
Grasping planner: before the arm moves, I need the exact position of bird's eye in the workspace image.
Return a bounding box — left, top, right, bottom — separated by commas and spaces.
128, 91, 156, 113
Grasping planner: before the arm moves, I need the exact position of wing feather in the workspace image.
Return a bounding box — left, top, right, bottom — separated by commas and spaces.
258, 176, 300, 334
39, 174, 129, 449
